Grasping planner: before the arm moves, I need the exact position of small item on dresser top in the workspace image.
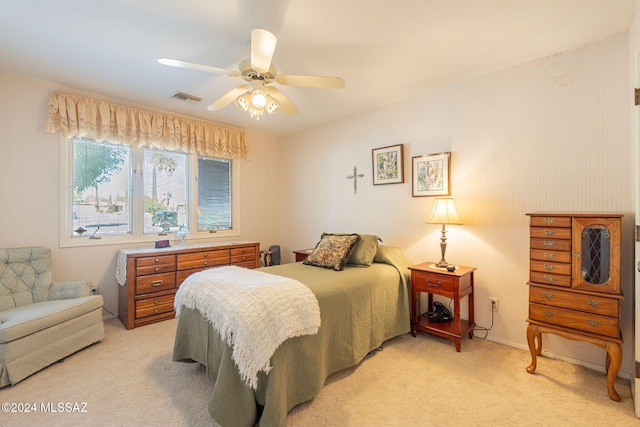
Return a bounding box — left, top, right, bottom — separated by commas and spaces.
155, 239, 170, 248
446, 265, 456, 272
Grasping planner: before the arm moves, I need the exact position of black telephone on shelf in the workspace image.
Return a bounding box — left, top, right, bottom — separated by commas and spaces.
426, 301, 452, 323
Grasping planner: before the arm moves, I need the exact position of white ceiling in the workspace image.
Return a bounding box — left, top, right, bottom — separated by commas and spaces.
0, 0, 635, 137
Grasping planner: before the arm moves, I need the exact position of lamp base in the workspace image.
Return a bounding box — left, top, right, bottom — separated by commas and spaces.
435, 260, 450, 268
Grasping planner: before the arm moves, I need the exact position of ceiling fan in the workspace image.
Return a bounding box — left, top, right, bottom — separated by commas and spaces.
158, 29, 345, 119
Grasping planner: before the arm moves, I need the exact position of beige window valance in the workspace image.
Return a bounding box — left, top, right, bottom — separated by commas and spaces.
44, 91, 249, 159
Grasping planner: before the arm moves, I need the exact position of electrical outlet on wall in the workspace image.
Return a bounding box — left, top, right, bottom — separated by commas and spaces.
489, 297, 499, 312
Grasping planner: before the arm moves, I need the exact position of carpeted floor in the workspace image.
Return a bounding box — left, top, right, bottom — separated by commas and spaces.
0, 317, 637, 426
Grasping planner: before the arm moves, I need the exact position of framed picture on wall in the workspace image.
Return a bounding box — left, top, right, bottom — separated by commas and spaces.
412, 152, 451, 197
372, 144, 404, 185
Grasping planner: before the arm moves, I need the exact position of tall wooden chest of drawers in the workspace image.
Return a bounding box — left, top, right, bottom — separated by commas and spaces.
118, 241, 260, 329
525, 213, 623, 401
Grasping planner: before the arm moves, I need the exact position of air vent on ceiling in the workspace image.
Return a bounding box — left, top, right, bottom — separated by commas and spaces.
171, 91, 203, 103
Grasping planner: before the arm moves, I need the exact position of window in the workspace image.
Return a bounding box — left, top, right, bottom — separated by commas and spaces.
143, 150, 188, 234
61, 138, 239, 246
197, 157, 231, 231
72, 139, 131, 237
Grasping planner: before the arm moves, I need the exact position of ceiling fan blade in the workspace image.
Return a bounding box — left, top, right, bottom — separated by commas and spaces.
158, 58, 239, 77
251, 29, 277, 73
274, 74, 345, 89
265, 86, 298, 115
207, 86, 250, 111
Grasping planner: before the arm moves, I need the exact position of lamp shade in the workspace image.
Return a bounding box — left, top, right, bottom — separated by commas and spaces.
426, 198, 462, 225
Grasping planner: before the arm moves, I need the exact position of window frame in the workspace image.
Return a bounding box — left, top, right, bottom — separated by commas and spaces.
59, 137, 241, 248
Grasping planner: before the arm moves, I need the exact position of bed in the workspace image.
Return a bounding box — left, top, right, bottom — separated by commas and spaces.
172, 241, 413, 427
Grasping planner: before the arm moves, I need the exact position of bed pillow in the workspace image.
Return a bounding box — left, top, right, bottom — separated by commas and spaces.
303, 233, 360, 271
347, 234, 382, 266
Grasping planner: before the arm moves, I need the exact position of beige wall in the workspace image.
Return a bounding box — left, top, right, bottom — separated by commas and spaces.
277, 33, 636, 376
0, 73, 281, 315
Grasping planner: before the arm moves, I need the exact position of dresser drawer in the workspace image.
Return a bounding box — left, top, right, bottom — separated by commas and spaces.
530, 227, 571, 240
177, 250, 230, 270
529, 271, 571, 287
136, 272, 175, 294
530, 249, 571, 263
176, 267, 206, 286
234, 260, 258, 269
529, 303, 619, 338
530, 238, 571, 252
231, 246, 255, 257
530, 260, 571, 276
529, 216, 571, 228
529, 286, 619, 318
412, 272, 455, 294
136, 255, 175, 276
231, 252, 256, 265
136, 294, 175, 318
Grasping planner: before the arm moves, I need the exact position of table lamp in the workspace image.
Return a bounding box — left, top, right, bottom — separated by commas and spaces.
426, 197, 462, 268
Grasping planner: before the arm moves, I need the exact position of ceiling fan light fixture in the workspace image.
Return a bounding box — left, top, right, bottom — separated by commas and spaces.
251, 90, 267, 108
235, 93, 251, 112
266, 99, 279, 114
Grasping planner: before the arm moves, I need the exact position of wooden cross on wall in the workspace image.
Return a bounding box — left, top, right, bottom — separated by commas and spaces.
346, 166, 365, 194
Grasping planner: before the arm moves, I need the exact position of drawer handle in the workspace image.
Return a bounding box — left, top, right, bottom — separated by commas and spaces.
242, 256, 246, 260
204, 253, 208, 257
154, 267, 160, 272
204, 261, 208, 265
543, 264, 555, 271
586, 300, 601, 309
543, 241, 555, 247
543, 310, 554, 318
543, 292, 554, 300
587, 319, 600, 327
425, 279, 442, 287
543, 229, 555, 236
543, 275, 554, 282
150, 280, 163, 287
154, 258, 160, 263
154, 309, 159, 314
543, 252, 555, 259
543, 218, 556, 225
154, 299, 159, 304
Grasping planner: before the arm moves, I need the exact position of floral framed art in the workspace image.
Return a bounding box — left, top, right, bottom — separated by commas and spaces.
412, 152, 451, 197
372, 144, 404, 185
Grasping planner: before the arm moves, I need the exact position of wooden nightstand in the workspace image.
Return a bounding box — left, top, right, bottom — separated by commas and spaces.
293, 249, 313, 262
409, 262, 476, 352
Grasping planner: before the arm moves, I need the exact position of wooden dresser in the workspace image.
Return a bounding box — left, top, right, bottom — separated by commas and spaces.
118, 241, 260, 329
525, 213, 623, 401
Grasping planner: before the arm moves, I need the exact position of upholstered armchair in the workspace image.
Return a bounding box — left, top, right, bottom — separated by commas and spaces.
0, 247, 104, 387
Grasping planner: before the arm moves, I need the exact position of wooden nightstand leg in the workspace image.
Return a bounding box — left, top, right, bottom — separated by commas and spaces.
454, 338, 461, 352
411, 290, 418, 337
526, 323, 539, 374
605, 341, 622, 402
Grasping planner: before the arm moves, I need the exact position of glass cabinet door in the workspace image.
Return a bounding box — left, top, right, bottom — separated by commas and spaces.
571, 217, 621, 294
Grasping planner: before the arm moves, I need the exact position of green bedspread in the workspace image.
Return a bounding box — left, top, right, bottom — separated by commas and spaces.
172, 245, 413, 427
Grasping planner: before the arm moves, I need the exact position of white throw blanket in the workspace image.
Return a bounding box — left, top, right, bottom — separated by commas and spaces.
174, 266, 321, 389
